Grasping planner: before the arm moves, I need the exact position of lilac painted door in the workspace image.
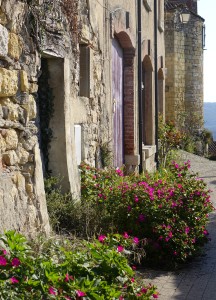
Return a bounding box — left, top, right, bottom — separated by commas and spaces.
112, 38, 124, 167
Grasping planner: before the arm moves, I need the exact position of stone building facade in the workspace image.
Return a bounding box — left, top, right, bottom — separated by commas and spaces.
165, 0, 204, 130
0, 0, 165, 235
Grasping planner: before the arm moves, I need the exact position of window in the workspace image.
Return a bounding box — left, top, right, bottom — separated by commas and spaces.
74, 124, 82, 165
79, 44, 90, 97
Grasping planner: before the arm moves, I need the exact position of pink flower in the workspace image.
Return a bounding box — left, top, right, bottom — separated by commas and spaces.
65, 297, 71, 300
132, 265, 136, 270
138, 214, 145, 222
123, 232, 129, 239
98, 235, 106, 243
141, 288, 148, 293
64, 273, 74, 282
185, 227, 190, 234
11, 257, 21, 267
168, 231, 173, 238
173, 251, 177, 256
116, 168, 123, 176
1, 249, 7, 255
131, 277, 135, 282
119, 296, 124, 300
117, 245, 124, 252
173, 162, 179, 169
10, 277, 19, 284
127, 205, 132, 212
153, 293, 159, 298
203, 230, 209, 236
0, 256, 7, 266
133, 237, 139, 244
76, 290, 86, 297
134, 195, 139, 203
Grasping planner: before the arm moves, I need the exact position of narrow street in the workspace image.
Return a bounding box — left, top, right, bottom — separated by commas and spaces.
140, 151, 216, 300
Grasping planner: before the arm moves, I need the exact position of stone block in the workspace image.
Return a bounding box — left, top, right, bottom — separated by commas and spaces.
22, 163, 35, 176
0, 8, 7, 25
2, 1, 26, 33
29, 83, 38, 94
20, 70, 29, 92
0, 68, 18, 97
125, 154, 140, 165
16, 145, 29, 164
26, 183, 33, 195
0, 98, 19, 121
5, 129, 18, 150
142, 145, 156, 158
0, 24, 8, 57
21, 95, 36, 121
28, 95, 36, 120
0, 135, 6, 153
21, 135, 37, 151
0, 104, 3, 119
8, 33, 22, 60
13, 172, 25, 190
2, 150, 19, 165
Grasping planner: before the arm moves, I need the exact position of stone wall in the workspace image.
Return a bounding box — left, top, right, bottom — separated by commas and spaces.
0, 0, 165, 235
0, 0, 50, 236
165, 7, 204, 130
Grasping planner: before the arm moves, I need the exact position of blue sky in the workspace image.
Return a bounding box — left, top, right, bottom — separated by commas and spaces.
198, 0, 216, 102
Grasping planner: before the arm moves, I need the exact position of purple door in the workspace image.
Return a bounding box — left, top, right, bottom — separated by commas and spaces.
112, 38, 124, 167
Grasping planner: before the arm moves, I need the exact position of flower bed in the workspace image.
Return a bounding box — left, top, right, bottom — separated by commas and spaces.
81, 161, 214, 265
0, 231, 157, 299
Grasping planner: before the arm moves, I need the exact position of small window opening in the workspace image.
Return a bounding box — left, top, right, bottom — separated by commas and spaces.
79, 44, 90, 97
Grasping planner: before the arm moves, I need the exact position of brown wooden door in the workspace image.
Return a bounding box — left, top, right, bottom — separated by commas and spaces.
112, 38, 124, 167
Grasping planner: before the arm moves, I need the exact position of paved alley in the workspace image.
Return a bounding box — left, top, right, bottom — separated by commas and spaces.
139, 151, 216, 300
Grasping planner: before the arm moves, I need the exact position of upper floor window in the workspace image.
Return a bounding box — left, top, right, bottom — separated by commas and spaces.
79, 44, 90, 97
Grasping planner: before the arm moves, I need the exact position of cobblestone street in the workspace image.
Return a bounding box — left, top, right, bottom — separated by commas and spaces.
139, 151, 216, 300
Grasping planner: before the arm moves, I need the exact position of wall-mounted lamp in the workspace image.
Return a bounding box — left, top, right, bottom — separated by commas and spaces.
180, 11, 190, 24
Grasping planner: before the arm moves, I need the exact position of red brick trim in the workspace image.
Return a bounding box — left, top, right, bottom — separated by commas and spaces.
114, 32, 136, 156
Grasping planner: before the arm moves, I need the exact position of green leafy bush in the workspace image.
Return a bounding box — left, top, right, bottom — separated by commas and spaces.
0, 231, 158, 299
80, 161, 214, 266
158, 116, 185, 167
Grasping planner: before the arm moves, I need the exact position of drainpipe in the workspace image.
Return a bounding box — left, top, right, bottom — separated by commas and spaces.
154, 0, 159, 169
138, 0, 143, 173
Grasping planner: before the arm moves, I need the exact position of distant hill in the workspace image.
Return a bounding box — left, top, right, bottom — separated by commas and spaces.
204, 102, 216, 140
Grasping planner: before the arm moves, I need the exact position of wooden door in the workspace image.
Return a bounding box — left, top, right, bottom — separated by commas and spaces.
112, 38, 124, 167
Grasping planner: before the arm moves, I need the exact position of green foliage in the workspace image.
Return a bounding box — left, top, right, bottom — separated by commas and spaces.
80, 162, 214, 267
100, 141, 113, 168
0, 231, 157, 299
46, 162, 214, 269
158, 116, 185, 167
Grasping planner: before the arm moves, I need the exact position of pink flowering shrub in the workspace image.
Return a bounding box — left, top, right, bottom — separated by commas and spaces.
0, 231, 157, 299
80, 160, 214, 265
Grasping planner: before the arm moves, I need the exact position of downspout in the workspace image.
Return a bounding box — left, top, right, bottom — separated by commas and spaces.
154, 0, 159, 169
138, 0, 143, 173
